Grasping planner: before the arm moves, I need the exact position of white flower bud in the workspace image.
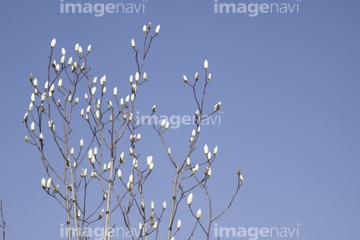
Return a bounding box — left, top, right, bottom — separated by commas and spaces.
71, 147, 74, 155
100, 75, 106, 86
31, 93, 35, 102
30, 122, 35, 132
29, 102, 33, 112
208, 73, 212, 81
162, 201, 166, 209
186, 157, 191, 166
46, 177, 52, 189
99, 209, 104, 218
120, 152, 125, 163
214, 146, 218, 155
117, 169, 122, 178
87, 44, 92, 53
214, 101, 221, 111
204, 60, 209, 70
147, 156, 153, 166
135, 72, 140, 82
68, 57, 73, 66
177, 219, 181, 229
33, 78, 38, 87
149, 162, 154, 170
155, 25, 160, 34
41, 178, 46, 188
131, 38, 135, 48
88, 149, 93, 160
183, 75, 188, 83
129, 174, 133, 183
60, 55, 65, 64
143, 25, 147, 34
152, 105, 156, 113
80, 139, 84, 147
187, 193, 193, 205
133, 158, 138, 169
91, 86, 96, 96
151, 201, 154, 210
113, 87, 118, 96
143, 72, 147, 81
51, 38, 56, 48
192, 164, 199, 174
207, 152, 212, 160
61, 48, 66, 55
91, 169, 97, 178
196, 209, 202, 219
195, 72, 199, 81
78, 45, 83, 54
58, 79, 63, 88
204, 144, 209, 155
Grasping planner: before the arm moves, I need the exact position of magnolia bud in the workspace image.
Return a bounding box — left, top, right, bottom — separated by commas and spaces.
131, 38, 135, 48
78, 45, 83, 54
60, 55, 65, 64
91, 169, 97, 178
214, 101, 221, 111
186, 157, 191, 166
192, 164, 199, 173
99, 209, 104, 218
177, 219, 181, 229
58, 78, 63, 88
41, 178, 46, 188
68, 57, 73, 66
162, 201, 166, 209
152, 105, 156, 113
129, 174, 134, 183
205, 167, 212, 177
204, 60, 209, 70
155, 25, 160, 34
208, 73, 212, 81
147, 156, 153, 166
51, 38, 56, 48
143, 25, 147, 34
30, 122, 35, 132
196, 209, 202, 219
214, 146, 218, 155
117, 169, 122, 178
187, 193, 193, 205
204, 144, 209, 155
87, 44, 92, 53
135, 72, 140, 82
33, 78, 38, 87
80, 139, 84, 147
151, 201, 154, 210
100, 75, 106, 86
195, 72, 199, 81
91, 86, 96, 96
120, 152, 125, 163
46, 177, 52, 189
113, 87, 118, 96
61, 47, 66, 55
183, 75, 188, 83
143, 72, 148, 81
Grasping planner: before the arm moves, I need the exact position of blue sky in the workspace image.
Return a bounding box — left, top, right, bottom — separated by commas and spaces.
0, 0, 359, 239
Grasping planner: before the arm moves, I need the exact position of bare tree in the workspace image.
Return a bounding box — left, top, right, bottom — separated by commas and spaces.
23, 23, 244, 240
0, 198, 5, 240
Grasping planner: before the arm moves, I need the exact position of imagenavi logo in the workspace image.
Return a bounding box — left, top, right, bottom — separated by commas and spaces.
214, 0, 301, 17
59, 0, 147, 17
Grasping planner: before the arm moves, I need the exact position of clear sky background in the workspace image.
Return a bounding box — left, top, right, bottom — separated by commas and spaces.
0, 0, 359, 239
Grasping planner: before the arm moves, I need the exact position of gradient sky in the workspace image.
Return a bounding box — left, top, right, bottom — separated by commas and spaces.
0, 0, 359, 239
